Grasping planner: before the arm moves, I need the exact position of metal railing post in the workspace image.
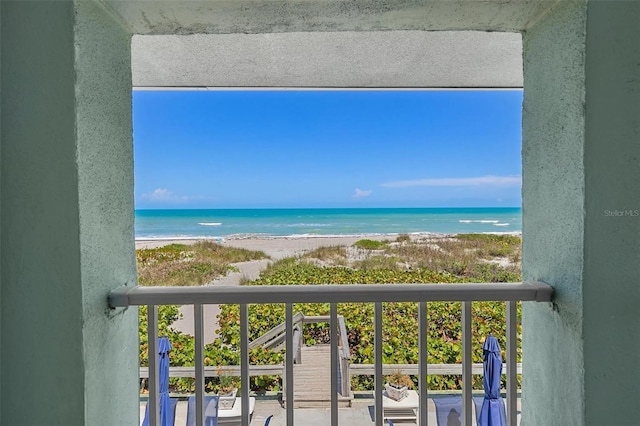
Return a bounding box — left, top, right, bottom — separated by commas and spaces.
330, 303, 338, 425
462, 301, 472, 426
194, 303, 205, 426
506, 301, 518, 426
285, 303, 294, 426
240, 304, 250, 426
148, 305, 159, 426
419, 302, 428, 426
374, 302, 383, 426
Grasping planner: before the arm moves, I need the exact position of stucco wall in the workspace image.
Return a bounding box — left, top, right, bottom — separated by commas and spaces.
74, 1, 138, 424
1, 1, 85, 423
0, 1, 137, 424
523, 1, 640, 424
108, 0, 557, 35
583, 2, 640, 424
521, 1, 587, 425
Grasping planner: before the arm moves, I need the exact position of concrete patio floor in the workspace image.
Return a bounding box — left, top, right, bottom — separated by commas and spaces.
140, 394, 521, 425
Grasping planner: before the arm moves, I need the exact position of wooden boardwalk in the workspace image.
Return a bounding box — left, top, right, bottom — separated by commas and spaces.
286, 345, 352, 408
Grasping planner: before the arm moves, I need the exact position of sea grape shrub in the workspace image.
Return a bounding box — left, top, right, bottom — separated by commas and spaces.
214, 261, 521, 391
216, 302, 518, 391
352, 239, 389, 250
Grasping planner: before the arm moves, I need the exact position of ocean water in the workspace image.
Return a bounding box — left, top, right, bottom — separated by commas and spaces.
135, 207, 521, 240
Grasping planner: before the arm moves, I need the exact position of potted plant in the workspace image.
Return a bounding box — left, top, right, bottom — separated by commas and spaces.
217, 367, 239, 410
384, 370, 413, 401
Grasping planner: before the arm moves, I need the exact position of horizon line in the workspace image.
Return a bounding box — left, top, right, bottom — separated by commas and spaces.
135, 206, 522, 211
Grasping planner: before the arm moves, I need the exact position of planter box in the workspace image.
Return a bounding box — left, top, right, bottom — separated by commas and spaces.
218, 388, 238, 410
385, 383, 408, 402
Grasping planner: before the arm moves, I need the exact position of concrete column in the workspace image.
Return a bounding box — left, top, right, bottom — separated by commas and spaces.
74, 1, 138, 424
0, 1, 137, 424
523, 1, 640, 425
521, 1, 587, 425
582, 2, 640, 424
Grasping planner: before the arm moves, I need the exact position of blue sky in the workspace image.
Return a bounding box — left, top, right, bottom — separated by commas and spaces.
133, 90, 522, 209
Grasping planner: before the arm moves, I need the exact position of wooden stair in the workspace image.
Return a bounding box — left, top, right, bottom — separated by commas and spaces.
285, 345, 353, 408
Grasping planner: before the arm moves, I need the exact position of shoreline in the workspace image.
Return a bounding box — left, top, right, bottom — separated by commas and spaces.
136, 235, 397, 259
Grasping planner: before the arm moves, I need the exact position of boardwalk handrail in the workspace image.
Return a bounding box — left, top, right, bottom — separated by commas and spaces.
248, 312, 304, 351
110, 281, 553, 307
248, 313, 351, 363
296, 314, 351, 396
299, 315, 351, 361
139, 362, 522, 378
247, 312, 352, 396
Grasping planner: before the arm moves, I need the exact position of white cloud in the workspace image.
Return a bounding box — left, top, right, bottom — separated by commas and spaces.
381, 175, 522, 188
352, 188, 373, 199
141, 188, 189, 203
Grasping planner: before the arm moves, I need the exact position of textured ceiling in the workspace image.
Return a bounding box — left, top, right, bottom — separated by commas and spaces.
132, 31, 524, 89
105, 0, 559, 35
110, 1, 558, 89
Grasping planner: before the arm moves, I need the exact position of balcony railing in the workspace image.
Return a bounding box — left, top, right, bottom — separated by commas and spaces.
110, 281, 552, 426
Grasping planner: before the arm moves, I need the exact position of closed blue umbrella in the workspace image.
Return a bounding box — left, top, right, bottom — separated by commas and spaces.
143, 337, 174, 426
477, 335, 506, 426
158, 337, 173, 426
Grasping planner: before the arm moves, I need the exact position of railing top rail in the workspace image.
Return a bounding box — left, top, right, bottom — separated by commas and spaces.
110, 281, 552, 308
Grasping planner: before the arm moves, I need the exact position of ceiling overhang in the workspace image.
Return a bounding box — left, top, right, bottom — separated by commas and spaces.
105, 1, 559, 35
132, 31, 523, 89
107, 1, 559, 89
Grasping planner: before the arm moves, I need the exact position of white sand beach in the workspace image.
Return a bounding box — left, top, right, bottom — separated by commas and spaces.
135, 234, 399, 260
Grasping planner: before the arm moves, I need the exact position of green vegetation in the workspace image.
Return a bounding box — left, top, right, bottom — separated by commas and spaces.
138, 234, 522, 393
137, 241, 268, 286
301, 246, 347, 265
395, 234, 411, 243
295, 234, 521, 282
456, 233, 521, 258
352, 239, 388, 250
137, 241, 270, 392
139, 304, 256, 393
215, 261, 519, 391
353, 255, 403, 271
251, 257, 455, 285
388, 234, 521, 282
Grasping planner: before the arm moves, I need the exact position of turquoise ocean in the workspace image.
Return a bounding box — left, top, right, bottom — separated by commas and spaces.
135, 207, 521, 240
